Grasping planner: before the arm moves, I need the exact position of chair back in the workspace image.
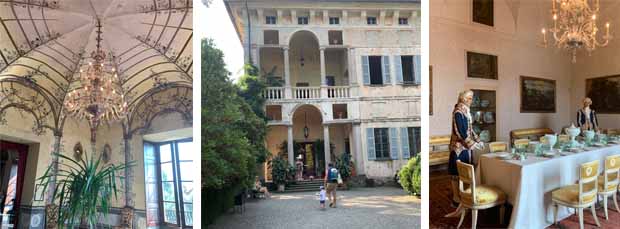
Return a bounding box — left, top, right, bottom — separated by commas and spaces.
514, 139, 530, 148
603, 155, 620, 187
558, 134, 570, 142
579, 160, 599, 204
489, 142, 508, 153
607, 129, 619, 136
456, 160, 477, 204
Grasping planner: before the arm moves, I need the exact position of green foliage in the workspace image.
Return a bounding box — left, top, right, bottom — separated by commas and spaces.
335, 153, 353, 180
37, 152, 132, 228
400, 155, 421, 196
270, 157, 288, 185
202, 38, 270, 226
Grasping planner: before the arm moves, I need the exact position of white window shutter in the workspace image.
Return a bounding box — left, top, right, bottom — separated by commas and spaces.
394, 55, 403, 84
362, 56, 370, 85
414, 55, 421, 85
366, 128, 376, 160
382, 56, 391, 84
389, 128, 399, 160
400, 127, 410, 159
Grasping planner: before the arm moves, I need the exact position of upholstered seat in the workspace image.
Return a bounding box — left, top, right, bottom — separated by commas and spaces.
552, 184, 596, 204
552, 160, 600, 229
461, 185, 506, 205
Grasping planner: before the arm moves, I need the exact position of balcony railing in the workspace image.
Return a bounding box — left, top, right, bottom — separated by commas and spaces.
293, 87, 321, 99
262, 86, 351, 100
263, 87, 284, 100
327, 86, 350, 98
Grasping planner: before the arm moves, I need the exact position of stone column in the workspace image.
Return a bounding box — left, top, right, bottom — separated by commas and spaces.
352, 124, 364, 175
124, 134, 134, 208
287, 125, 294, 166
320, 47, 327, 98
323, 125, 331, 168
320, 47, 326, 86
283, 47, 292, 99
46, 132, 62, 205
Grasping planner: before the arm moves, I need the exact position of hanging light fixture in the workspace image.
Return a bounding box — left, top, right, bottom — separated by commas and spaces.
64, 19, 127, 130
303, 111, 309, 139
300, 46, 305, 67
541, 0, 612, 63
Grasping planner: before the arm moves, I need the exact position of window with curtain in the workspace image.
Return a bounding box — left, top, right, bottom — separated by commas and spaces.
144, 139, 194, 228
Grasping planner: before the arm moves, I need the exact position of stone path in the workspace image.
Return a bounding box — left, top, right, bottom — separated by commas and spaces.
209, 186, 421, 229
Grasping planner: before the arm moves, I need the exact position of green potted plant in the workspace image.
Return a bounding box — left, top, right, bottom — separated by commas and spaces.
270, 157, 288, 192
335, 153, 353, 189
37, 152, 132, 228
399, 154, 421, 196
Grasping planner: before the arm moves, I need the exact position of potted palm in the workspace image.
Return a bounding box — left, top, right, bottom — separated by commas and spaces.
37, 151, 132, 228
335, 153, 353, 190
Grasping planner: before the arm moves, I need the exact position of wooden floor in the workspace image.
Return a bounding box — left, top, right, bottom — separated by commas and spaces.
429, 170, 620, 228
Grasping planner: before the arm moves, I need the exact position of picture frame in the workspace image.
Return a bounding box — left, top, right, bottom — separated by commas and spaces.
520, 76, 556, 113
473, 0, 494, 26
35, 184, 44, 201
586, 74, 620, 114
467, 51, 498, 80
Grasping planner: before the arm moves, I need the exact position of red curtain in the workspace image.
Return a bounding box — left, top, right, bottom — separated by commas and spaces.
0, 141, 28, 226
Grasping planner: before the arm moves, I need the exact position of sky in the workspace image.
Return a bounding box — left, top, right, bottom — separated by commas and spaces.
199, 0, 245, 81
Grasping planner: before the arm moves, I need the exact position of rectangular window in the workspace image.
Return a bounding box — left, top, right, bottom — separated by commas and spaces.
398, 17, 409, 25
298, 17, 309, 25
146, 139, 194, 227
374, 128, 390, 159
328, 30, 343, 45
408, 127, 421, 157
367, 17, 377, 25
266, 16, 277, 24
264, 30, 279, 45
401, 55, 414, 84
329, 17, 340, 25
369, 56, 383, 85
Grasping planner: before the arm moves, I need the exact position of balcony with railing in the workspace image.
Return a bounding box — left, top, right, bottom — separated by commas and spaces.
262, 86, 352, 101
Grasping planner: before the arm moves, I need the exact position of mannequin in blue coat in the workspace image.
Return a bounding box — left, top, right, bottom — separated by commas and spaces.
577, 97, 599, 132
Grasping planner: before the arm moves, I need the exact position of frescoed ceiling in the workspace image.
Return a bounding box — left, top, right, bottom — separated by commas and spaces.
0, 0, 193, 134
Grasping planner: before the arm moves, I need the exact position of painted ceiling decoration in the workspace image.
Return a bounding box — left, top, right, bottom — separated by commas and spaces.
0, 0, 193, 136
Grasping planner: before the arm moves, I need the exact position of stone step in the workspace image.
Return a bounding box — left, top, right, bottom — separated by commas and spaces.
282, 187, 320, 193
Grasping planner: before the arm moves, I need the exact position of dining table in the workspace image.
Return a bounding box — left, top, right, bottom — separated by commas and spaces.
477, 143, 620, 228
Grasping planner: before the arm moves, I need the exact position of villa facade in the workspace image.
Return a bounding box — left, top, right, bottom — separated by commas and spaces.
225, 0, 421, 181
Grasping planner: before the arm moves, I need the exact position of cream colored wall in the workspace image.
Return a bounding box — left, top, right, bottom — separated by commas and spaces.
0, 107, 189, 211
429, 0, 574, 141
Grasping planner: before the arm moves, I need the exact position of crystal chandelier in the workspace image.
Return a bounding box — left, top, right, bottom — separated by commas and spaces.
541, 0, 612, 63
64, 19, 127, 129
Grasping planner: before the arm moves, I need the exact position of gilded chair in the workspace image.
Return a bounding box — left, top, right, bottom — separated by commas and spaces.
488, 142, 508, 153
552, 160, 600, 229
598, 155, 620, 220
606, 129, 618, 136
456, 160, 506, 229
513, 139, 530, 148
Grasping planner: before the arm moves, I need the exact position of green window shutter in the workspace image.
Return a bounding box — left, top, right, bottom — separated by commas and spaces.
394, 55, 403, 84
414, 55, 421, 85
362, 56, 370, 85
389, 128, 399, 160
400, 127, 410, 159
366, 128, 376, 160
382, 56, 391, 84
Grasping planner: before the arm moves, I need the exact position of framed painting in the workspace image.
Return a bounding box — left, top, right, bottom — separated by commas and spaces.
586, 75, 620, 113
467, 52, 498, 80
520, 76, 556, 113
473, 0, 494, 26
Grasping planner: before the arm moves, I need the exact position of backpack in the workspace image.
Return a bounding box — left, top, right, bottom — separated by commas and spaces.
328, 167, 339, 181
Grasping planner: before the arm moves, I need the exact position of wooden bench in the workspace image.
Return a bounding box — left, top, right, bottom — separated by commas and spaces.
510, 128, 554, 146
430, 135, 451, 166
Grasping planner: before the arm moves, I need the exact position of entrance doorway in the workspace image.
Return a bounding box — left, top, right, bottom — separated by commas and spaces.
294, 142, 325, 179
0, 141, 28, 228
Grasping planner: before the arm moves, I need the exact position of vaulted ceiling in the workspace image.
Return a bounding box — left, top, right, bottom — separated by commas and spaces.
0, 0, 193, 134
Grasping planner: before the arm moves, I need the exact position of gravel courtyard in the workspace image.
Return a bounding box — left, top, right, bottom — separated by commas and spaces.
209, 186, 421, 229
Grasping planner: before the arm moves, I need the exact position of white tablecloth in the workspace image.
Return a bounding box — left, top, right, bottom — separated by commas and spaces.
478, 144, 620, 229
